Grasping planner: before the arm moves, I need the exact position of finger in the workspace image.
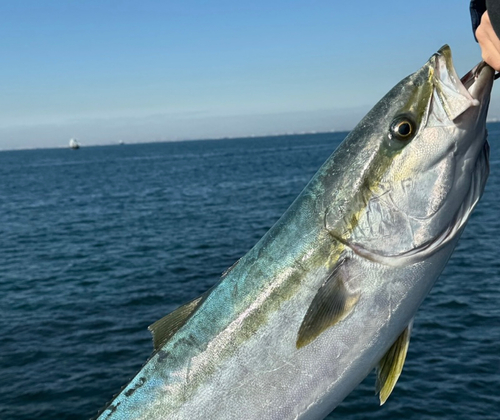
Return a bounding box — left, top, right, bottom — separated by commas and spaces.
476, 12, 500, 71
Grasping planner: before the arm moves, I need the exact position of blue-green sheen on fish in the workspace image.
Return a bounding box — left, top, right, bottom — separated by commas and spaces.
95, 46, 494, 419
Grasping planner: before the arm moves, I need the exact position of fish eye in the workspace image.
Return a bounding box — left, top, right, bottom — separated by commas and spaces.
389, 116, 416, 141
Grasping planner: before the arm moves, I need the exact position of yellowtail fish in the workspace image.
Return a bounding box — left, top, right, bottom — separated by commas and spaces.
95, 46, 494, 419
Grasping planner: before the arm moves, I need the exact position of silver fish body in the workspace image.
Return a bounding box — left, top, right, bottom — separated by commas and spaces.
96, 46, 494, 420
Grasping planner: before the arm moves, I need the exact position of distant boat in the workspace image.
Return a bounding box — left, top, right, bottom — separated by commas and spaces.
69, 138, 80, 149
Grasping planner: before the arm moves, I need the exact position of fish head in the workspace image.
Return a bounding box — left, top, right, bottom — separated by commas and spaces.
342, 45, 494, 262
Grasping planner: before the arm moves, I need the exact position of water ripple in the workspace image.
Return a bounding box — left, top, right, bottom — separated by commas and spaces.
0, 131, 499, 419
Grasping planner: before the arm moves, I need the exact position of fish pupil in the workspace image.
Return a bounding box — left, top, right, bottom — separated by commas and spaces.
398, 122, 411, 136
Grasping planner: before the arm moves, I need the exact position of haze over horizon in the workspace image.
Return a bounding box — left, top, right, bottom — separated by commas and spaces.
1, 1, 497, 150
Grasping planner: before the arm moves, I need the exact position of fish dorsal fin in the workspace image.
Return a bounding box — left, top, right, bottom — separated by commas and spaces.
221, 258, 240, 278
375, 320, 413, 405
296, 258, 360, 349
148, 294, 206, 351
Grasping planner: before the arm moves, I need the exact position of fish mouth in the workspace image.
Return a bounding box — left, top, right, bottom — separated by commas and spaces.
429, 45, 494, 121
460, 60, 495, 103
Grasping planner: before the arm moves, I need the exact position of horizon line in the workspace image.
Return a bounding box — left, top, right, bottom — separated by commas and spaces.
0, 129, 351, 153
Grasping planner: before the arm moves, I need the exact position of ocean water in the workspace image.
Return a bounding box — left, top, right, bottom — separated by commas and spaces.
1, 129, 499, 420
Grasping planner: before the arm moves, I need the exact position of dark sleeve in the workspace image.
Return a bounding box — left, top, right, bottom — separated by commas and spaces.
471, 0, 500, 40
470, 0, 487, 40
486, 0, 500, 38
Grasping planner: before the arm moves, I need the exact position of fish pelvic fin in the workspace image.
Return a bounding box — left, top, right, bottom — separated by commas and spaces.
375, 320, 413, 405
148, 293, 207, 351
296, 258, 360, 349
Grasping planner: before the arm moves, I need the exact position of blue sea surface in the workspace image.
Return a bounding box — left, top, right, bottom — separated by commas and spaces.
1, 130, 499, 419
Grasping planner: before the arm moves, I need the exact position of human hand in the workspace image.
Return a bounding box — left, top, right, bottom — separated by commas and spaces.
476, 11, 500, 71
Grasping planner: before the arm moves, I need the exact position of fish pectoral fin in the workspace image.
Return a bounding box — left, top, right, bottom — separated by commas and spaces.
375, 320, 413, 405
148, 293, 206, 351
296, 258, 360, 349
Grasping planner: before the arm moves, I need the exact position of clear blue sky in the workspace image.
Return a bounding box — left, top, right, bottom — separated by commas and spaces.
0, 0, 495, 149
